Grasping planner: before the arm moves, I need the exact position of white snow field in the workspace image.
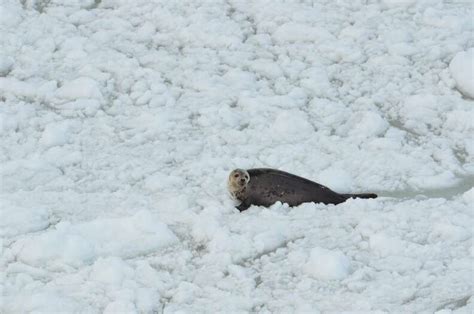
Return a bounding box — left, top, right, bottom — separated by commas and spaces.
1, 0, 473, 312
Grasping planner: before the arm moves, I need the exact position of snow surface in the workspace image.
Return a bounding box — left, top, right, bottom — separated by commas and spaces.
449, 48, 474, 99
1, 0, 473, 313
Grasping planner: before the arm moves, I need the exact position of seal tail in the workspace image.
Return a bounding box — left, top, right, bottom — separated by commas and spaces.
342, 193, 377, 200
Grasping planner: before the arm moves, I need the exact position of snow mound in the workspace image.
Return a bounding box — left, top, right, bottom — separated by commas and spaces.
103, 301, 137, 314
349, 111, 389, 138
430, 223, 470, 242
317, 168, 352, 192
462, 188, 474, 204
449, 49, 474, 99
89, 256, 134, 285
144, 172, 184, 191
0, 55, 14, 76
369, 233, 406, 257
12, 211, 178, 267
273, 23, 334, 44
0, 2, 23, 27
5, 292, 85, 314
0, 201, 50, 237
303, 247, 351, 280
381, 0, 416, 9
271, 110, 314, 141
56, 77, 103, 100
253, 230, 287, 253
39, 120, 79, 148
399, 94, 440, 134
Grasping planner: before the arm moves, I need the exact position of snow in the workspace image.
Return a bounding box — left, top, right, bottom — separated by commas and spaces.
1, 0, 473, 312
304, 247, 351, 280
450, 49, 474, 99
11, 210, 177, 268
56, 77, 103, 100
39, 120, 79, 148
271, 110, 314, 141
0, 201, 50, 238
273, 23, 334, 44
0, 55, 14, 76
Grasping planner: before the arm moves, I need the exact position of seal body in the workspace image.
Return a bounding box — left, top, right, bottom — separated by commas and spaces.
228, 168, 377, 211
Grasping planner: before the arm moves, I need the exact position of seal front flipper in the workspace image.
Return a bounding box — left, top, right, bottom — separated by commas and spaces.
236, 202, 250, 212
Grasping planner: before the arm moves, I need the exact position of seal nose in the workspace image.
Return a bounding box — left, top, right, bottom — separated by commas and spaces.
240, 178, 246, 184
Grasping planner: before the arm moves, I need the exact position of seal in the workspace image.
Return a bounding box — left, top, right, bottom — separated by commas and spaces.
228, 168, 377, 211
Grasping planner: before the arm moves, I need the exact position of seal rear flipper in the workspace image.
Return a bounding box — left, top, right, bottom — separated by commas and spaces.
236, 202, 250, 212
342, 193, 377, 199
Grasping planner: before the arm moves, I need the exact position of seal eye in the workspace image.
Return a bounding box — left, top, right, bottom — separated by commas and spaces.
234, 174, 239, 178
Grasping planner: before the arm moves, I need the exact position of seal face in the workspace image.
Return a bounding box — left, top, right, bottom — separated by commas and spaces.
228, 168, 250, 200
228, 168, 377, 211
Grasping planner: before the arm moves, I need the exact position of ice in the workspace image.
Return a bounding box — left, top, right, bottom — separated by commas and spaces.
89, 257, 134, 285
0, 78, 38, 100
304, 247, 351, 280
449, 49, 474, 99
253, 230, 287, 253
369, 233, 406, 257
317, 167, 353, 192
430, 223, 470, 242
103, 301, 136, 314
10, 211, 178, 267
0, 201, 50, 238
271, 110, 314, 141
273, 23, 334, 44
144, 172, 184, 192
5, 292, 85, 313
0, 2, 22, 27
380, 0, 416, 9
1, 0, 473, 312
0, 55, 14, 76
39, 120, 78, 148
55, 77, 103, 100
462, 188, 474, 204
348, 111, 389, 138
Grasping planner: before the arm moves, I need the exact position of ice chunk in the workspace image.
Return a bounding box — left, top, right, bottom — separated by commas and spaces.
253, 230, 286, 253
369, 233, 405, 257
0, 201, 50, 237
39, 120, 78, 148
399, 94, 441, 134
0, 55, 14, 76
103, 301, 136, 314
462, 188, 474, 204
56, 77, 103, 100
144, 173, 184, 191
349, 111, 389, 138
449, 49, 474, 99
430, 223, 470, 242
304, 247, 351, 280
12, 211, 178, 267
89, 257, 134, 285
4, 292, 84, 313
317, 168, 352, 192
0, 3, 22, 27
273, 23, 334, 44
0, 78, 37, 99
380, 0, 416, 8
271, 110, 314, 141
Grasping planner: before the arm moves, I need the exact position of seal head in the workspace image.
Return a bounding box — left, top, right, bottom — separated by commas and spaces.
227, 168, 250, 201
